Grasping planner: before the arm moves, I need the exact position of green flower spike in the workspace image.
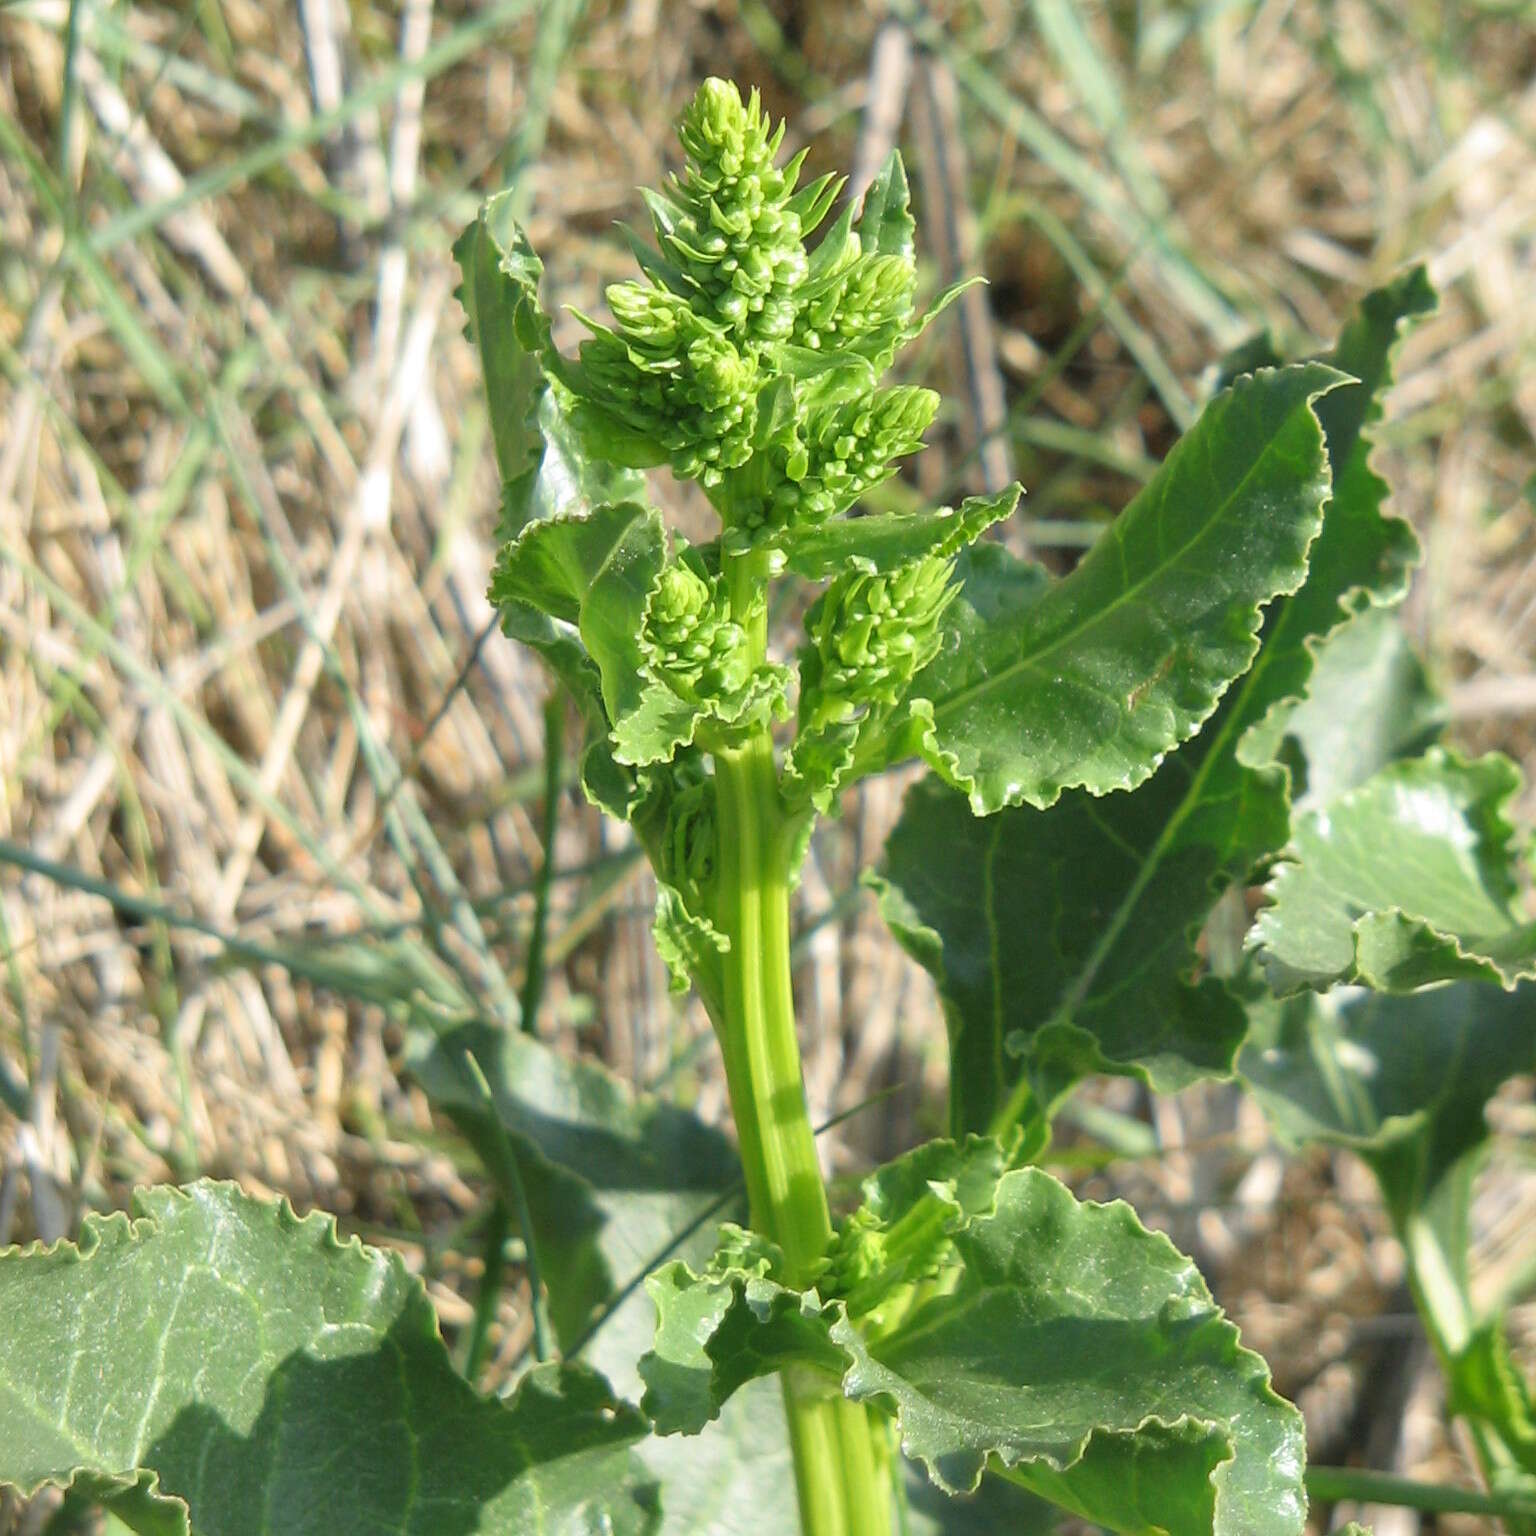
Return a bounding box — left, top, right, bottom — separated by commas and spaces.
642, 559, 753, 708
728, 384, 940, 540
568, 287, 758, 486
799, 552, 958, 731
661, 78, 834, 345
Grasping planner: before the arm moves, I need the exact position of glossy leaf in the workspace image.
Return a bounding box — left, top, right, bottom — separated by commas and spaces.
905, 364, 1344, 814
1252, 750, 1536, 993
875, 276, 1440, 1129
640, 1163, 1305, 1536
404, 1021, 740, 1352
0, 1182, 658, 1536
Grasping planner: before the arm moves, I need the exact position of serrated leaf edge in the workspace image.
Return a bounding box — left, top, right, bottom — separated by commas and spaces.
912, 365, 1352, 815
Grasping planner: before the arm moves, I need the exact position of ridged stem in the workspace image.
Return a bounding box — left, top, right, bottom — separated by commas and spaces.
710, 548, 891, 1536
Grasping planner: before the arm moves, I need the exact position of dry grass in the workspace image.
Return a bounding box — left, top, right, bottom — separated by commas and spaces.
1, 1, 1534, 1530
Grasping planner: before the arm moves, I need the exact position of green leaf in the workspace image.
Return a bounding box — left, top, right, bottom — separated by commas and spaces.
1237, 267, 1433, 771
856, 150, 915, 263
1252, 750, 1536, 993
908, 364, 1346, 813
456, 195, 645, 523
1241, 976, 1536, 1489
0, 1182, 658, 1536
838, 1170, 1306, 1534
781, 488, 1020, 580
488, 500, 670, 790
640, 1249, 845, 1435
455, 191, 550, 489
491, 500, 741, 773
639, 1162, 1305, 1536
1238, 980, 1536, 1205
829, 1135, 1011, 1316
1272, 604, 1443, 811
404, 1021, 740, 1353
872, 770, 1256, 1129
1450, 1323, 1536, 1475
874, 277, 1441, 1128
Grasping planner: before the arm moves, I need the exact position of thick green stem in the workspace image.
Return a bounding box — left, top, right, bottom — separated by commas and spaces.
710, 550, 892, 1536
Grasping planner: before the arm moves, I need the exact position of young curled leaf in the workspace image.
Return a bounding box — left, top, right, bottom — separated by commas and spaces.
0, 1183, 660, 1536
827, 1135, 1010, 1322
1251, 748, 1536, 994
781, 485, 1020, 581
649, 763, 729, 1008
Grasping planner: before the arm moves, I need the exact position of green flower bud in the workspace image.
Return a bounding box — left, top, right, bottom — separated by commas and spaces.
571, 285, 758, 486
643, 561, 751, 704
642, 556, 790, 741
793, 247, 917, 369
658, 78, 815, 346
724, 384, 939, 537
799, 552, 957, 729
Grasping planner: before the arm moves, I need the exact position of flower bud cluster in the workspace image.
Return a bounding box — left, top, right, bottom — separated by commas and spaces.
574, 286, 757, 486
664, 79, 817, 346
552, 78, 947, 536
794, 242, 916, 369
800, 552, 957, 730
642, 561, 753, 706
729, 385, 939, 538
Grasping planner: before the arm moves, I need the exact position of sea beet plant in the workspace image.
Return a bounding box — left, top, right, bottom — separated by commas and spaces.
3, 77, 1535, 1536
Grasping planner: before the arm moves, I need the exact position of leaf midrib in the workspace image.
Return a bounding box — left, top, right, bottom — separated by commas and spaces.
926, 374, 1333, 729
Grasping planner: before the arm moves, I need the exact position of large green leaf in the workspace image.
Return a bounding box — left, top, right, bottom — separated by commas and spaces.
874, 277, 1438, 1130
839, 1170, 1305, 1533
641, 1164, 1304, 1536
404, 1021, 740, 1353
0, 1182, 657, 1536
1252, 750, 1536, 994
904, 363, 1345, 814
